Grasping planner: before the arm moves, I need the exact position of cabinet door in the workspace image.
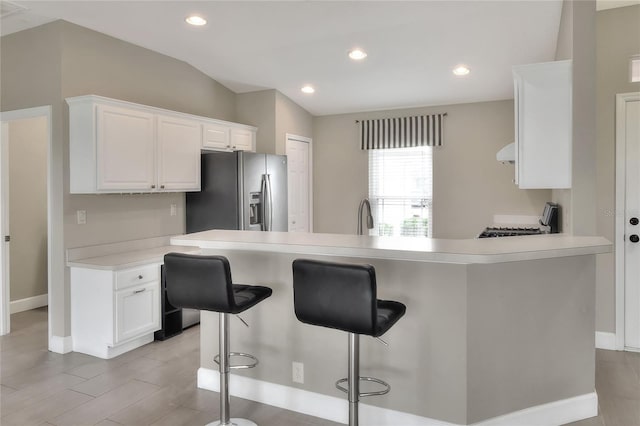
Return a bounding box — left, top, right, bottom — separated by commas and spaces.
514, 61, 572, 189
96, 104, 156, 191
115, 282, 160, 344
157, 115, 201, 191
203, 123, 231, 150
230, 128, 255, 152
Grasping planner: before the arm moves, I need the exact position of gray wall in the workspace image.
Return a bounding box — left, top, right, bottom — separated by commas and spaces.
8, 117, 48, 301
1, 20, 239, 339
275, 91, 313, 154
595, 5, 640, 332
1, 21, 66, 336
236, 89, 313, 155
236, 90, 277, 154
313, 101, 550, 238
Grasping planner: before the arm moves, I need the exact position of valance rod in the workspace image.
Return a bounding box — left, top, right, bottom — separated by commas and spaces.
355, 112, 447, 124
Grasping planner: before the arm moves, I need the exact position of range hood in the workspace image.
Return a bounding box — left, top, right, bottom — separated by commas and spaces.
497, 142, 515, 164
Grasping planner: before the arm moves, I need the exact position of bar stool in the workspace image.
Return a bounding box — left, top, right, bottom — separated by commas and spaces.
164, 253, 272, 426
292, 259, 406, 426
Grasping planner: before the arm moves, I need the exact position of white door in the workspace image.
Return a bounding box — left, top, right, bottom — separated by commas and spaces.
96, 104, 155, 192
156, 115, 201, 191
286, 135, 311, 232
0, 122, 10, 335
624, 97, 640, 350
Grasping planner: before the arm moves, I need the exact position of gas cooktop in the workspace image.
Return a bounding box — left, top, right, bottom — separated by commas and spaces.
478, 226, 544, 238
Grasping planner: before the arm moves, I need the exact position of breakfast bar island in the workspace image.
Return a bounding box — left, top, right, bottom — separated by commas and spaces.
170, 230, 611, 426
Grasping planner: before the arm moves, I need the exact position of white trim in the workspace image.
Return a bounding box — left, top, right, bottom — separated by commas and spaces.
0, 106, 53, 347
596, 331, 617, 350
285, 133, 313, 232
9, 294, 48, 314
0, 122, 9, 335
49, 335, 73, 354
197, 367, 597, 426
615, 92, 640, 351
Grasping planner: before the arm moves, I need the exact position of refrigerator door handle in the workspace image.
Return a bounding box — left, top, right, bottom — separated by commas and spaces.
266, 174, 273, 231
260, 175, 267, 231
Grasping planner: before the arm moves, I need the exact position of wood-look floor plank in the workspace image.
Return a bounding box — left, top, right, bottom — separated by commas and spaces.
1, 373, 87, 416
70, 356, 165, 397
49, 379, 160, 426
1, 389, 92, 426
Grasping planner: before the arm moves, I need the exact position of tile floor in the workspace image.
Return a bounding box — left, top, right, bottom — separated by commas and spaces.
1, 308, 639, 425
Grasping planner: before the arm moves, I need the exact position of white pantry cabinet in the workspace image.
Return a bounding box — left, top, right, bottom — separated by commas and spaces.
513, 60, 572, 189
70, 263, 161, 359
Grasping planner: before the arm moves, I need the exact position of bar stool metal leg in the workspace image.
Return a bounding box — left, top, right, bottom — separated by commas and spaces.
208, 313, 258, 426
348, 333, 360, 426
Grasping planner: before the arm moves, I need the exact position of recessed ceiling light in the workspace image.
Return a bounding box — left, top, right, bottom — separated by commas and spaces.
301, 85, 315, 94
185, 15, 207, 26
349, 49, 368, 61
453, 65, 470, 76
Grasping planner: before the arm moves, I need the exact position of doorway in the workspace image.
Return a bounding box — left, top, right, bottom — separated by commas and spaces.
0, 106, 52, 337
615, 92, 640, 351
285, 134, 312, 233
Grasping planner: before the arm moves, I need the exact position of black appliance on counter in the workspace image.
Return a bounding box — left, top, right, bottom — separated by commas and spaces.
478, 202, 560, 238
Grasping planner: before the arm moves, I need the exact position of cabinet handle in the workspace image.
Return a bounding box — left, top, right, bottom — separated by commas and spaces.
232, 146, 237, 149
160, 185, 165, 189
151, 185, 156, 189
138, 275, 143, 279
133, 288, 146, 294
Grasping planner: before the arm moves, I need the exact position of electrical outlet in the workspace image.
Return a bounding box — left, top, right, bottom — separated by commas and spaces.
292, 361, 304, 384
76, 210, 86, 225
170, 204, 177, 216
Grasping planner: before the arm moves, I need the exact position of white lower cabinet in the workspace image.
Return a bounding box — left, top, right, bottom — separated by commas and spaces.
71, 263, 161, 359
115, 282, 160, 344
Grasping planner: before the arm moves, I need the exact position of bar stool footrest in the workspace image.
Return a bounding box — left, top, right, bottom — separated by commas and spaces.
335, 376, 391, 397
207, 418, 258, 426
214, 352, 259, 369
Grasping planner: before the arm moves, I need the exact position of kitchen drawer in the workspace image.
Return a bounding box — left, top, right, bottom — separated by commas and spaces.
115, 264, 159, 290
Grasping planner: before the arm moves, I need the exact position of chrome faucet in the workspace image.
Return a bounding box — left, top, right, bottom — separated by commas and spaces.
357, 198, 374, 235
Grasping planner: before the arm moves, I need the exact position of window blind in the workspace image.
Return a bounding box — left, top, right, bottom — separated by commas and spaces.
360, 114, 445, 150
368, 146, 433, 238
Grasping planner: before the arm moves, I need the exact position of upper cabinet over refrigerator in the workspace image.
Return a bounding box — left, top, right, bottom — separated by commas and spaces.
513, 60, 572, 189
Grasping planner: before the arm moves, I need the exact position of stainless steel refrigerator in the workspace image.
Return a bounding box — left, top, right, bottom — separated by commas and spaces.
186, 151, 288, 233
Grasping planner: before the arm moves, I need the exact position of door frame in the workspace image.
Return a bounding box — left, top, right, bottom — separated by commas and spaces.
615, 92, 640, 350
0, 106, 53, 337
285, 133, 313, 232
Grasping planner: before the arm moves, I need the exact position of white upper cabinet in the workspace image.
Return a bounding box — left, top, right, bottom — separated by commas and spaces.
202, 122, 255, 152
68, 95, 256, 194
202, 123, 230, 150
513, 60, 572, 189
96, 104, 156, 192
230, 128, 255, 151
157, 115, 201, 191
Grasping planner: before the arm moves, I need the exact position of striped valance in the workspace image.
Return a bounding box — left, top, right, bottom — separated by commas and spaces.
359, 113, 446, 150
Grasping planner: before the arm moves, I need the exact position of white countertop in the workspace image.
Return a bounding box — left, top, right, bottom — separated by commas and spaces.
67, 245, 200, 270
170, 230, 612, 264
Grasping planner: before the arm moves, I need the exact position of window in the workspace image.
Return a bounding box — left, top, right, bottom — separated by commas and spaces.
368, 146, 433, 237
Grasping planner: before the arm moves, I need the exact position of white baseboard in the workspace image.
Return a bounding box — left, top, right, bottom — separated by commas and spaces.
10, 294, 47, 314
197, 367, 598, 426
595, 331, 617, 350
49, 335, 73, 354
